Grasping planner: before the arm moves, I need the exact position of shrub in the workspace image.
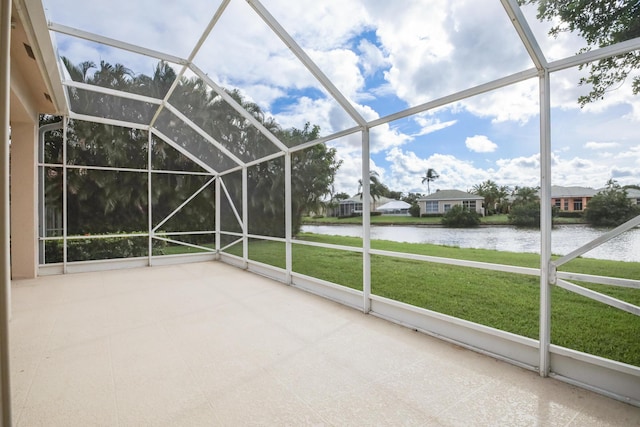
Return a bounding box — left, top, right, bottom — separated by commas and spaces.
441, 205, 480, 227
44, 233, 164, 263
556, 211, 583, 218
508, 202, 540, 227
585, 182, 638, 227
409, 204, 420, 217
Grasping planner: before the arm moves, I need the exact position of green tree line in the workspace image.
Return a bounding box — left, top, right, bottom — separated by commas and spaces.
44, 59, 341, 249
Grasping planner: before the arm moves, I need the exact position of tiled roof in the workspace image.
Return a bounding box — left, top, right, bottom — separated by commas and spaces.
340, 195, 395, 204
417, 189, 483, 201
550, 186, 597, 198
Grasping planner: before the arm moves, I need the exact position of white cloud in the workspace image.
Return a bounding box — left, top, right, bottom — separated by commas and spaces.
584, 141, 620, 150
383, 147, 491, 193
358, 39, 388, 77
45, 0, 640, 195
460, 79, 540, 124
412, 116, 457, 136
309, 48, 364, 99
465, 135, 498, 153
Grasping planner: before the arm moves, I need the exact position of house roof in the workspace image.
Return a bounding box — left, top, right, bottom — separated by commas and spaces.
340, 195, 394, 205
376, 200, 411, 211
549, 186, 597, 198
10, 0, 67, 121
418, 190, 482, 201
625, 188, 640, 198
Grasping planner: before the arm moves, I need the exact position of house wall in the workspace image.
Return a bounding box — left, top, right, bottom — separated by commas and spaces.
420, 200, 484, 216
552, 197, 592, 212
9, 121, 38, 279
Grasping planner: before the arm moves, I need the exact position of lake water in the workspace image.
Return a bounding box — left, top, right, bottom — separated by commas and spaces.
301, 224, 640, 262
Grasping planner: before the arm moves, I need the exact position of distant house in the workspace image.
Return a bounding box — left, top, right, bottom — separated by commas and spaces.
626, 188, 640, 206
376, 200, 411, 215
417, 190, 484, 216
335, 195, 395, 217
541, 185, 639, 212
550, 186, 597, 212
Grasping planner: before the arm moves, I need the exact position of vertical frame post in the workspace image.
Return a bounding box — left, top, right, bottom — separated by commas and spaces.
285, 152, 292, 283
539, 69, 552, 376
242, 167, 248, 268
0, 0, 12, 422
215, 175, 220, 259
147, 131, 153, 265
62, 117, 68, 273
38, 129, 45, 265
362, 127, 371, 313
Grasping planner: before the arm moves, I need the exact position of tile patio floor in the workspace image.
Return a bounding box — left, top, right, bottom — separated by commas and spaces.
9, 262, 640, 426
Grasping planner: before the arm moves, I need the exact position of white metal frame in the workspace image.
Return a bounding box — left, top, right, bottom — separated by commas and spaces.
31, 0, 640, 408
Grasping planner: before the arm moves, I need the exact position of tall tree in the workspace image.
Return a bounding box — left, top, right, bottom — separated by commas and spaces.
508, 186, 542, 227
357, 171, 387, 211
520, 0, 640, 106
511, 186, 540, 206
471, 180, 499, 216
50, 59, 341, 243
585, 179, 638, 226
421, 168, 439, 195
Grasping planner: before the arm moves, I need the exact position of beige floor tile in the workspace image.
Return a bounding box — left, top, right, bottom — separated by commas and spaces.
206, 371, 327, 426
9, 262, 640, 426
15, 338, 117, 427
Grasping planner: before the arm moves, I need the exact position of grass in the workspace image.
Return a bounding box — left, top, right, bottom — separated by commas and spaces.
303, 214, 585, 225
159, 233, 639, 366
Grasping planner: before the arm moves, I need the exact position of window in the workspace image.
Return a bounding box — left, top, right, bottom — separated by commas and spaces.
554, 199, 561, 208
463, 200, 476, 210
564, 200, 569, 210
444, 204, 451, 212
425, 201, 438, 213
573, 200, 583, 211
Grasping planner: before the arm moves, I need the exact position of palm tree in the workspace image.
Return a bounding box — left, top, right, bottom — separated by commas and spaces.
357, 171, 386, 211
421, 168, 439, 195
512, 186, 540, 205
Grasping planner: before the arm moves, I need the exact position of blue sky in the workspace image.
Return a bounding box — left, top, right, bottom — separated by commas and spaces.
44, 0, 640, 196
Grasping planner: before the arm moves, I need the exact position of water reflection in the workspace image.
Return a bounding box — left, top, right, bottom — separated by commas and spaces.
300, 224, 640, 262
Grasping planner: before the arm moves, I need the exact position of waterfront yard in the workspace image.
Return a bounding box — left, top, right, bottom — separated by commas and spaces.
227, 234, 640, 367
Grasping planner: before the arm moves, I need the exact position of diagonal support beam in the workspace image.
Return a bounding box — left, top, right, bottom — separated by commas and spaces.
246, 0, 366, 127
152, 176, 216, 232
500, 0, 548, 70
553, 215, 640, 268
218, 177, 244, 232
556, 279, 640, 317
191, 63, 289, 152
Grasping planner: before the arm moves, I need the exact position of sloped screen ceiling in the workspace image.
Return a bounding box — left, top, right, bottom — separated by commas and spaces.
43, 0, 640, 187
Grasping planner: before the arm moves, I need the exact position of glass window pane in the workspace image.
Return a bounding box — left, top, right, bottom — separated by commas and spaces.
168, 75, 282, 164
247, 158, 285, 238
67, 120, 148, 169
67, 236, 148, 262
43, 166, 63, 237
67, 169, 147, 234
219, 171, 243, 234
292, 243, 362, 291
152, 173, 215, 232
68, 88, 159, 125
248, 238, 285, 269
153, 109, 239, 173
151, 134, 207, 172
42, 123, 64, 164
153, 233, 215, 256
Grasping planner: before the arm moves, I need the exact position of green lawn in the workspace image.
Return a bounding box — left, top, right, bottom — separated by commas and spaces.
225, 233, 639, 367
303, 214, 584, 225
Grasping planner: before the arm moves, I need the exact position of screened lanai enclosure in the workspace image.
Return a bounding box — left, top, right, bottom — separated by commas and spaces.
3, 0, 640, 417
